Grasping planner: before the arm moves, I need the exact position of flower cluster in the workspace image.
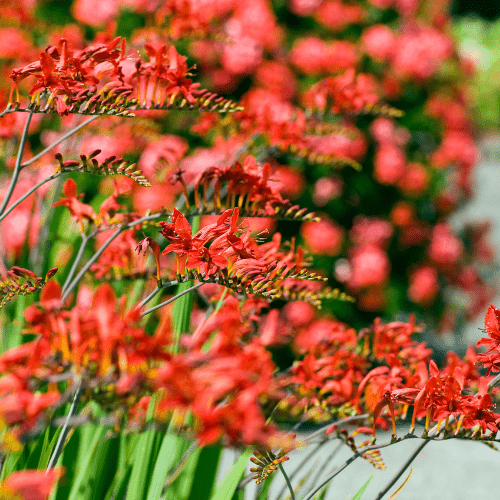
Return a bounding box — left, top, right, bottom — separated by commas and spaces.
8, 37, 239, 115
0, 0, 494, 498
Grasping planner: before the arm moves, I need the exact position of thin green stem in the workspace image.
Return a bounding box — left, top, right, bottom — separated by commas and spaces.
61, 235, 89, 296
301, 435, 431, 500
140, 282, 204, 317
302, 453, 359, 500
0, 173, 59, 222
0, 112, 33, 215
274, 440, 334, 499
134, 280, 179, 309
162, 442, 198, 490
59, 210, 171, 303
61, 227, 123, 302
278, 463, 295, 500
21, 116, 99, 170
374, 440, 429, 500
46, 383, 82, 472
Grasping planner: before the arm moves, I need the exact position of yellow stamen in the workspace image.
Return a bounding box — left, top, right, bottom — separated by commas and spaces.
425, 407, 432, 432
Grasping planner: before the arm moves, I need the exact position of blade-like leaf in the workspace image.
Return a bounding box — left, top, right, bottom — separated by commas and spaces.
350, 475, 374, 500
67, 425, 107, 500
210, 449, 252, 500
188, 445, 222, 500
146, 434, 180, 500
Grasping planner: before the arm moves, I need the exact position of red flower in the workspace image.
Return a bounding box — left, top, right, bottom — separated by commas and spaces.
136, 233, 162, 282
1, 468, 64, 500
52, 179, 96, 231
372, 384, 419, 436
477, 304, 500, 375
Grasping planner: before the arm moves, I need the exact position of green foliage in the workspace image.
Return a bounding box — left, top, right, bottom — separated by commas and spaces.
350, 475, 374, 500
211, 449, 253, 500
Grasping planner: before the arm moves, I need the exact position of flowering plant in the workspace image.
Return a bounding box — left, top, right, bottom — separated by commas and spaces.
0, 0, 497, 499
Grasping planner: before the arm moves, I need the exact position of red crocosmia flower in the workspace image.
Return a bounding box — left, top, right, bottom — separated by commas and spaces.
348, 244, 390, 289
259, 309, 287, 346
95, 182, 128, 225
460, 378, 500, 434
160, 209, 196, 274
283, 301, 315, 327
477, 304, 500, 375
52, 179, 96, 231
0, 390, 60, 427
1, 468, 64, 500
373, 144, 406, 185
428, 223, 463, 268
431, 369, 467, 423
372, 384, 419, 436
92, 229, 149, 280
186, 245, 227, 276
136, 234, 162, 282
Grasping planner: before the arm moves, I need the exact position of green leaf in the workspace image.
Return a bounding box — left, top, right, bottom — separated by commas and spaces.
188, 445, 222, 500
125, 428, 157, 500
38, 427, 62, 469
350, 475, 374, 500
169, 445, 201, 500
67, 426, 107, 500
210, 449, 252, 500
146, 434, 180, 500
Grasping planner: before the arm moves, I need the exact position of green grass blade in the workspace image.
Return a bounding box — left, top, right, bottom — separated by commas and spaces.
125, 428, 157, 500
67, 426, 107, 500
211, 449, 252, 500
38, 427, 62, 469
167, 445, 201, 500
350, 475, 374, 500
146, 434, 180, 500
188, 445, 222, 500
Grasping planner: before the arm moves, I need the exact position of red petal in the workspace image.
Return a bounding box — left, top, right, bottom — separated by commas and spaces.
484, 305, 500, 337
174, 212, 192, 240
230, 207, 239, 233
3, 468, 64, 500
39, 51, 55, 77
62, 178, 77, 198
429, 359, 439, 378
40, 280, 62, 303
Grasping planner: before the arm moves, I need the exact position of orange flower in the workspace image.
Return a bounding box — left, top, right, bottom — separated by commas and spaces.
1, 468, 64, 500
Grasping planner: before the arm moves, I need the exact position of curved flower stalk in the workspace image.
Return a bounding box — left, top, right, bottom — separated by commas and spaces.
5, 38, 241, 117
270, 279, 355, 308
302, 69, 403, 118
0, 152, 150, 223
197, 89, 363, 172
144, 207, 346, 306
0, 266, 57, 309
53, 151, 151, 187
173, 155, 320, 220
250, 445, 292, 484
